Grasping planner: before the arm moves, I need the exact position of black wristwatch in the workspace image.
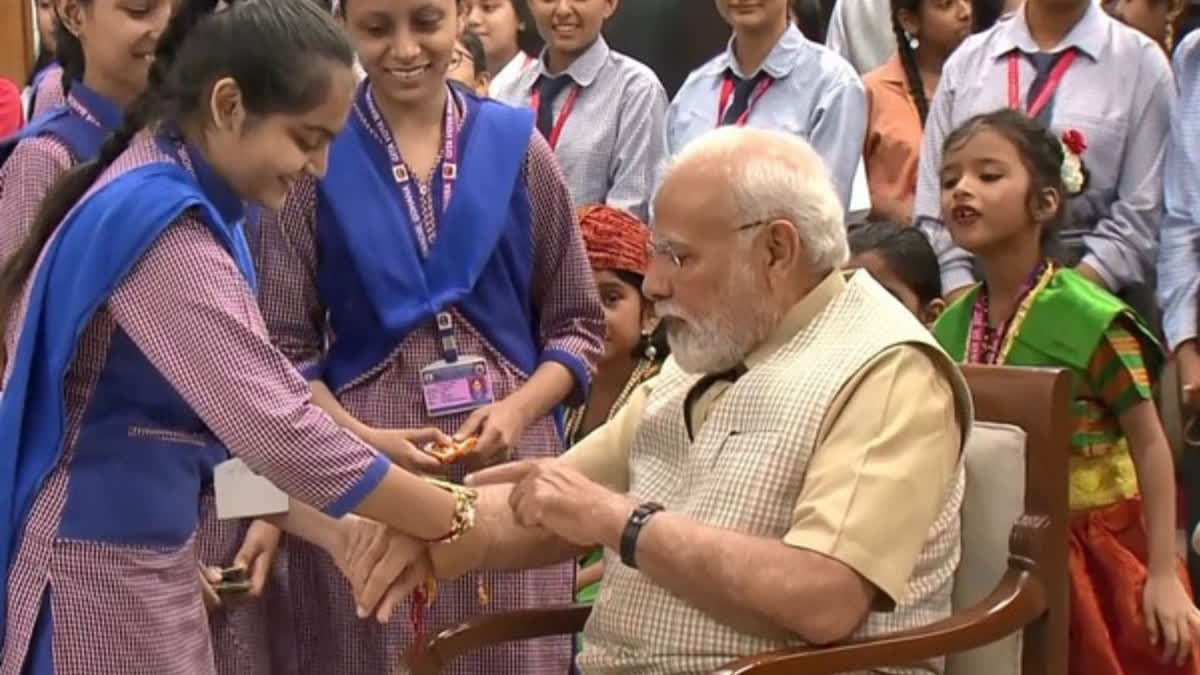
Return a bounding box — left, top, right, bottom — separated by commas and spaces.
620, 502, 664, 569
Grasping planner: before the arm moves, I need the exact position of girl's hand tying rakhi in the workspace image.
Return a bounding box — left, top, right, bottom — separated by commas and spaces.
337, 515, 430, 623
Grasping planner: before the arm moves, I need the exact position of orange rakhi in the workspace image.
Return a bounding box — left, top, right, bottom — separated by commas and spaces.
423, 436, 478, 465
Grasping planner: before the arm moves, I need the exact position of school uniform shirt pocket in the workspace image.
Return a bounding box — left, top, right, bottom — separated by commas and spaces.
1057, 112, 1127, 193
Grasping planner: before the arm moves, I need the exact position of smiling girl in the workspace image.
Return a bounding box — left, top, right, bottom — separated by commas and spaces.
3, 0, 171, 254
0, 0, 506, 672
862, 0, 971, 223
465, 0, 542, 95
256, 0, 604, 672
489, 0, 668, 221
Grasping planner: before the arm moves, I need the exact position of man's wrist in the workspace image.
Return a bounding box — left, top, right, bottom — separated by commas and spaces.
599, 495, 638, 551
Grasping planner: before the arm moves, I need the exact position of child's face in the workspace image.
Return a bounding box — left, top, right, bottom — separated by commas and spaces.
900, 0, 972, 57
38, 0, 57, 55
60, 0, 173, 102
447, 39, 485, 93
344, 0, 462, 109
466, 0, 522, 63
846, 252, 944, 324
595, 269, 648, 363
715, 0, 790, 33
1106, 0, 1175, 47
205, 63, 357, 210
939, 127, 1056, 258
529, 0, 616, 59
847, 252, 923, 315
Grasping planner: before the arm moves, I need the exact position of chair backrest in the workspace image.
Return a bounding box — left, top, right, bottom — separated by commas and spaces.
954, 365, 1071, 675
947, 421, 1028, 675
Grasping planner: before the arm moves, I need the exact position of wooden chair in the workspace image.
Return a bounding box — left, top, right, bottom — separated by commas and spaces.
406, 365, 1072, 675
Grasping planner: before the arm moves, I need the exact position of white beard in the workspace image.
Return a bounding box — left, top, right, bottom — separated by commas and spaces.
657, 265, 779, 374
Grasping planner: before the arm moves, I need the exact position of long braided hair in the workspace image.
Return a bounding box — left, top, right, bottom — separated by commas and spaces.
0, 0, 355, 362
892, 0, 931, 125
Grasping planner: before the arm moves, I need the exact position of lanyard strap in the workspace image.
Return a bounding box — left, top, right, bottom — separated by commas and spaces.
435, 311, 459, 363
1006, 49, 1077, 120
716, 73, 773, 127
530, 83, 581, 150
362, 85, 459, 256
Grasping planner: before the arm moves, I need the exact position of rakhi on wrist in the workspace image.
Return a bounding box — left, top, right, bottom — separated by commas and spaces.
407, 476, 487, 663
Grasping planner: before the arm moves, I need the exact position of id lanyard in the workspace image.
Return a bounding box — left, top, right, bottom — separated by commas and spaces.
363, 85, 462, 362
716, 73, 773, 126
362, 85, 459, 257
1006, 49, 1077, 119
529, 82, 581, 149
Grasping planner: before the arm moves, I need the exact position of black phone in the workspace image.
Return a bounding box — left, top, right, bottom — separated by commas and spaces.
212, 566, 252, 595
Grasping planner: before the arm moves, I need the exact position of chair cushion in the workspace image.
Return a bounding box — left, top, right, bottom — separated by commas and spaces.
946, 421, 1026, 675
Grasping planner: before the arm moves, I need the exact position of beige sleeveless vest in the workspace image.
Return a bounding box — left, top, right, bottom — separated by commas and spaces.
579, 272, 972, 675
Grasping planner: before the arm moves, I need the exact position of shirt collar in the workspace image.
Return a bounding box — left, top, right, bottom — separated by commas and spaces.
184, 142, 245, 225
989, 1, 1107, 61
877, 52, 909, 86
720, 23, 810, 80
67, 81, 123, 132
537, 36, 610, 87
743, 269, 846, 370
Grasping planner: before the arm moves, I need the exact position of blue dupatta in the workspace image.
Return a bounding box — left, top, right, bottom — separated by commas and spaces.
0, 161, 255, 647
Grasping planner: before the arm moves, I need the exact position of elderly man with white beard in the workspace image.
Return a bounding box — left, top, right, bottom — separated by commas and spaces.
345, 126, 975, 675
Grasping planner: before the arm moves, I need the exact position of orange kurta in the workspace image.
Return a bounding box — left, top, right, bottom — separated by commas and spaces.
862, 53, 923, 224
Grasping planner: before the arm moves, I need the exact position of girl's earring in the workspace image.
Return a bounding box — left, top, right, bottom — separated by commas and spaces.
907, 32, 919, 50
641, 329, 657, 361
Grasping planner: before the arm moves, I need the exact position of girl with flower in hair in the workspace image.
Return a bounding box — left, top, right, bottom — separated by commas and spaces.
932, 108, 1200, 675
912, 0, 1172, 325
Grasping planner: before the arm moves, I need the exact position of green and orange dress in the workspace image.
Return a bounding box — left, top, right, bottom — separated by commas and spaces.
934, 261, 1200, 675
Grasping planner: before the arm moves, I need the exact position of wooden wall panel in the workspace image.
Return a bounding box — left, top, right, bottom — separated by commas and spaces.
0, 0, 34, 85
602, 0, 728, 98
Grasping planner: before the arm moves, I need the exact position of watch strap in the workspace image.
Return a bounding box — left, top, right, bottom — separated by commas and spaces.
620, 502, 664, 569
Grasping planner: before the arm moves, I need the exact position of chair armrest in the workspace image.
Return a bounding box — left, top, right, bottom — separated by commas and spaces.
713, 515, 1052, 675
405, 604, 593, 675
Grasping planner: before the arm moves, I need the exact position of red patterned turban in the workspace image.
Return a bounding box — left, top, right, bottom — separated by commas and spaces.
577, 205, 649, 275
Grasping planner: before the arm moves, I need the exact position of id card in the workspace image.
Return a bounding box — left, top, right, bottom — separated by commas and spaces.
420, 356, 494, 417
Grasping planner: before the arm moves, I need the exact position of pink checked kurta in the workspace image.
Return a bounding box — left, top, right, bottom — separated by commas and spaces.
0, 135, 388, 675
0, 108, 77, 262
0, 99, 279, 675
256, 100, 605, 674
28, 66, 64, 120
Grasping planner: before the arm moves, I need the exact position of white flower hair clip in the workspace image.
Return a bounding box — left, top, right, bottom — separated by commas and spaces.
1059, 129, 1087, 195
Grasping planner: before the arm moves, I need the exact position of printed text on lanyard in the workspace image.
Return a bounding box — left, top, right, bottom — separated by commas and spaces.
363, 84, 460, 257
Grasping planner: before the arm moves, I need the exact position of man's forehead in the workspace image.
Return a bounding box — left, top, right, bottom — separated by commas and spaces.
652, 169, 732, 237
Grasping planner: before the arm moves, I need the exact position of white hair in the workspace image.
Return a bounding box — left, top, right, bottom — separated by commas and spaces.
657, 127, 849, 272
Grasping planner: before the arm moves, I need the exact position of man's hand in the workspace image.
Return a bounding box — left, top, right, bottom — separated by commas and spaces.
233, 520, 282, 597
509, 463, 635, 548
464, 458, 552, 487
338, 516, 430, 623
